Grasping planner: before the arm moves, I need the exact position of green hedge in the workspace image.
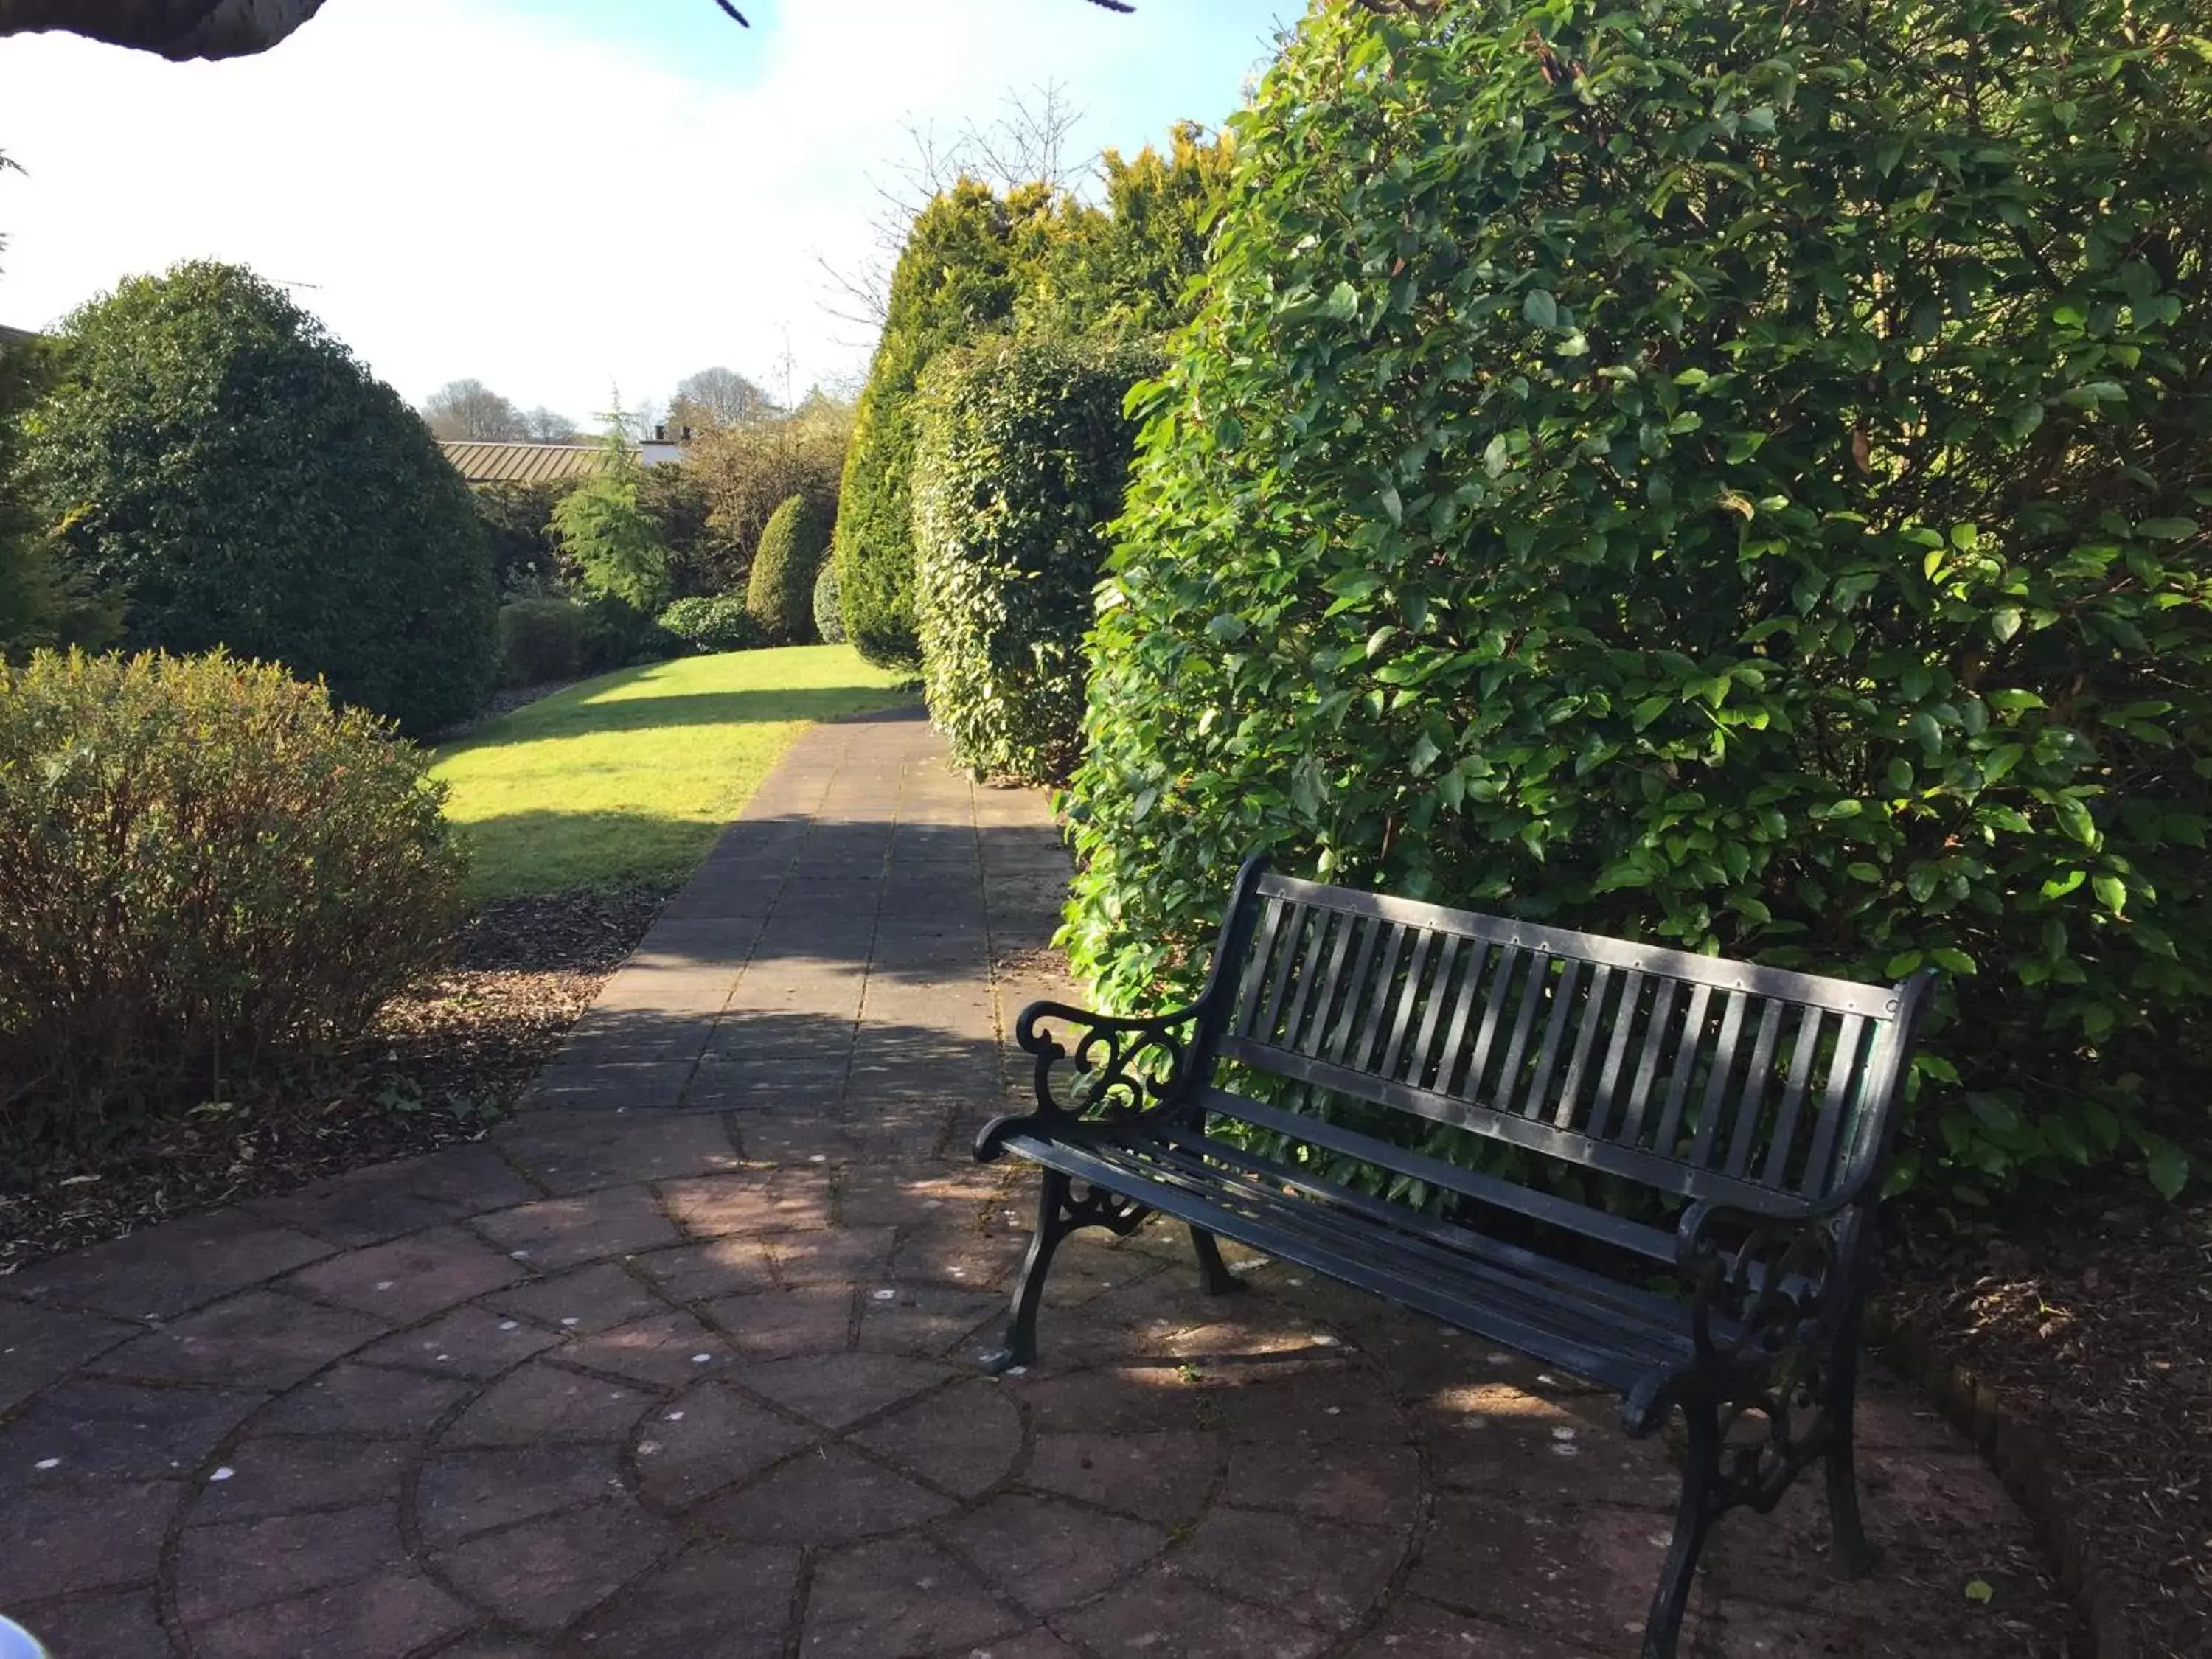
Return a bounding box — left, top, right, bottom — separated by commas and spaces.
497, 595, 674, 686
1066, 0, 2212, 1210
914, 335, 1157, 783
24, 262, 496, 734
835, 182, 1066, 672
745, 494, 831, 644
0, 649, 462, 1135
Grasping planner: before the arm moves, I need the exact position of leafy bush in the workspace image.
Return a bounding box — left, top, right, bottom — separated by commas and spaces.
746, 494, 832, 644
835, 181, 1069, 672
23, 261, 496, 734
550, 426, 671, 612
1067, 0, 2212, 1210
472, 479, 568, 597
0, 649, 462, 1137
638, 459, 731, 599
813, 557, 846, 644
658, 594, 766, 654
914, 335, 1156, 783
497, 594, 675, 685
692, 395, 852, 594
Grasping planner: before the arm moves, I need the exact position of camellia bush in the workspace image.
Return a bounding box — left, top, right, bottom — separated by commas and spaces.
913, 334, 1157, 783
1066, 0, 2212, 1209
24, 262, 497, 733
658, 593, 766, 655
745, 493, 832, 644
0, 649, 464, 1138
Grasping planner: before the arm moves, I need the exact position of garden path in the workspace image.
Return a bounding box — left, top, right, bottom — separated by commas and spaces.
0, 707, 2063, 1658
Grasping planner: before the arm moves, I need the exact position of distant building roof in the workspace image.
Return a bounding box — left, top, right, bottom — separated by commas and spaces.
439, 440, 608, 485
0, 323, 41, 353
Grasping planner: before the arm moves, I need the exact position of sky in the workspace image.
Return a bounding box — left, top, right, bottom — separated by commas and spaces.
0, 0, 1292, 426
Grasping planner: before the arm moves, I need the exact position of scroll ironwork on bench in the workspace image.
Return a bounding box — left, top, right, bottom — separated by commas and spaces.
975, 855, 1933, 1659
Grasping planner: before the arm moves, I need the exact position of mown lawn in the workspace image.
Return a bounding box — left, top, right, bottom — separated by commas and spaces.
431, 645, 911, 900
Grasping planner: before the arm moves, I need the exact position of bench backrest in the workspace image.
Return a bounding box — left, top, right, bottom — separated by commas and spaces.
1194, 862, 1931, 1217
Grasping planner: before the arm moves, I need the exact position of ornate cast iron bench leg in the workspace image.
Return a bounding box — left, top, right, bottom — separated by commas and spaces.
979, 1169, 1152, 1374
1643, 1400, 1722, 1659
1823, 1332, 1878, 1579
1189, 1225, 1241, 1295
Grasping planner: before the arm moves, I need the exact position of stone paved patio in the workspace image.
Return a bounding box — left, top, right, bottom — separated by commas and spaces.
1, 709, 2057, 1658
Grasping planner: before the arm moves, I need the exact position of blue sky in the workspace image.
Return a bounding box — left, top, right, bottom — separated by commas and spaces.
0, 0, 1292, 422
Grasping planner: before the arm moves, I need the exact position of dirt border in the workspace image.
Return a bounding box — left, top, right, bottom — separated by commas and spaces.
1869, 1301, 2126, 1658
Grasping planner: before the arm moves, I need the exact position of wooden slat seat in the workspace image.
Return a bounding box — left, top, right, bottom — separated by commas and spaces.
974, 858, 1933, 1659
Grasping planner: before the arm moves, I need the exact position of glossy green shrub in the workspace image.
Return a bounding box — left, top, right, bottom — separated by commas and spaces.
914, 335, 1156, 783
24, 262, 497, 734
745, 494, 831, 644
813, 558, 846, 644
658, 594, 766, 654
0, 649, 463, 1137
1067, 0, 2212, 1208
498, 595, 675, 684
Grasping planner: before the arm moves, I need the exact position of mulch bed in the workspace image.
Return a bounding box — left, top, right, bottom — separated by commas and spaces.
1885, 1178, 2212, 1658
0, 886, 666, 1276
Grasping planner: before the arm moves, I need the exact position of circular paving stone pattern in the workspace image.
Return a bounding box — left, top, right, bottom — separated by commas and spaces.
2, 1119, 2070, 1659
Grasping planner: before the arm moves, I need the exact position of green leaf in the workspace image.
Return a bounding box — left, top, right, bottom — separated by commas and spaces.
1521, 288, 1558, 330
2092, 873, 2127, 915
1964, 1581, 1994, 1606
2138, 517, 2198, 541
1379, 484, 1403, 526
1409, 733, 1441, 775
1321, 281, 1360, 322
2138, 1132, 2189, 1201
2053, 796, 2099, 847
1991, 608, 2023, 643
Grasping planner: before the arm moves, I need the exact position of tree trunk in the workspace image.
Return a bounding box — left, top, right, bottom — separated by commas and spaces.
0, 0, 325, 60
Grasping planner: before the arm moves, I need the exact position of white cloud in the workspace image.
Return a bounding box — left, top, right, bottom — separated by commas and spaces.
0, 0, 1279, 421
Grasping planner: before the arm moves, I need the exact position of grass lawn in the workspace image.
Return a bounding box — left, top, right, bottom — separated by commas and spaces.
431, 644, 911, 901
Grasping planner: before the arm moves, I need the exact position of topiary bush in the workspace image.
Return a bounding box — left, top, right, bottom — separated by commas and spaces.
745, 493, 831, 644
835, 181, 1069, 672
813, 557, 846, 644
24, 261, 497, 734
1067, 0, 2212, 1211
658, 593, 767, 655
914, 334, 1157, 784
0, 649, 464, 1139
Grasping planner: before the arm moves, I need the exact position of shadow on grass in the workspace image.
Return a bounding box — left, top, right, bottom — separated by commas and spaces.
446, 685, 920, 752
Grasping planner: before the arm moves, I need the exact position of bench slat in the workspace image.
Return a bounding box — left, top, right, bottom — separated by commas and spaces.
1652, 981, 1712, 1155
1553, 961, 1612, 1129
1327, 917, 1390, 1068
1379, 927, 1436, 1082
1196, 1088, 1680, 1260
1236, 894, 1290, 1037
1722, 997, 1785, 1178
1404, 933, 1462, 1093
1759, 1005, 1826, 1189
1495, 948, 1552, 1116
1293, 908, 1354, 1054
1586, 967, 1644, 1140
1616, 977, 1679, 1150
1799, 1012, 1868, 1197
1522, 956, 1581, 1119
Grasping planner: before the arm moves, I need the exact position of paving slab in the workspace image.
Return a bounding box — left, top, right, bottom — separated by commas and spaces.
0, 708, 2065, 1658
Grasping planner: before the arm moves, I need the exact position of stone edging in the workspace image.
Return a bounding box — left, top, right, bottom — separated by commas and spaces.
1867, 1301, 2128, 1658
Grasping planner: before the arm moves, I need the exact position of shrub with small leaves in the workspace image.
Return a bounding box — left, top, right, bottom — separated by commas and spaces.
745, 494, 831, 644
914, 334, 1157, 783
658, 593, 767, 655
1068, 0, 2212, 1211
813, 557, 846, 644
0, 649, 463, 1141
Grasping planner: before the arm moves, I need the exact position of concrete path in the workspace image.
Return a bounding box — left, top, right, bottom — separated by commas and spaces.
0, 708, 2056, 1658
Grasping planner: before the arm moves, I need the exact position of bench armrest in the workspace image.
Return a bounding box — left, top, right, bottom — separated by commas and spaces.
975, 1000, 1204, 1161
1674, 1192, 1872, 1368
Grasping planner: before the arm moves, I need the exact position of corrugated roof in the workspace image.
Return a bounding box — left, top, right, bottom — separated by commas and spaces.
439, 440, 609, 485
0, 324, 40, 352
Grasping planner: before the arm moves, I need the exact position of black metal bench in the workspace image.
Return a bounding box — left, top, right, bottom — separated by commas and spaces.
975, 858, 1933, 1659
